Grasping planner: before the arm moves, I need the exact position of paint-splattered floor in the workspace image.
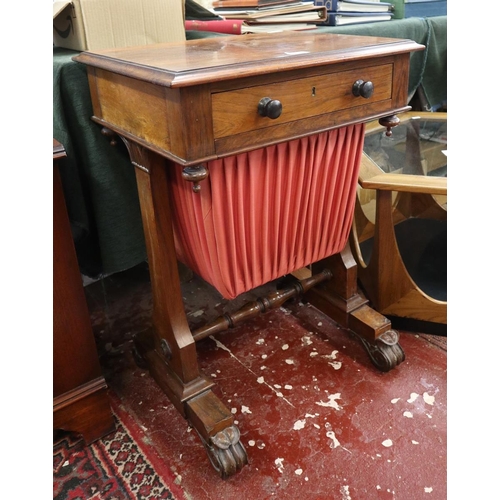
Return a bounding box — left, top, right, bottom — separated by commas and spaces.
84, 262, 447, 500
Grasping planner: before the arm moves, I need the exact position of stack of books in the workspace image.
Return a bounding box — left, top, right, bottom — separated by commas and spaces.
403, 0, 446, 18
315, 0, 394, 26
185, 0, 328, 34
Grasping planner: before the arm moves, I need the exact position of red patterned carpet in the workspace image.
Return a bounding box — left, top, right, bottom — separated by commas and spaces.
53, 393, 185, 500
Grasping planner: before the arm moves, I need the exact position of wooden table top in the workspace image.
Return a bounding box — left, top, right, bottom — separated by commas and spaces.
74, 32, 424, 87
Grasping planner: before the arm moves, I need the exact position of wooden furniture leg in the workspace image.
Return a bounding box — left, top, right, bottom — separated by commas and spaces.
53, 139, 115, 444
124, 141, 247, 478
305, 244, 405, 372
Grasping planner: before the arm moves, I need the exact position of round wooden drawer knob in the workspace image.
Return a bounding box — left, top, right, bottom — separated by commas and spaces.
258, 97, 282, 119
352, 80, 374, 99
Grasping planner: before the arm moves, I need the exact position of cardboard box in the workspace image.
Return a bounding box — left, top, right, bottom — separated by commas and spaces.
53, 0, 186, 52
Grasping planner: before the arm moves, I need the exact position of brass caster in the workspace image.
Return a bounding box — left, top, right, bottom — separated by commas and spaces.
378, 329, 400, 346
352, 330, 405, 372
202, 425, 248, 479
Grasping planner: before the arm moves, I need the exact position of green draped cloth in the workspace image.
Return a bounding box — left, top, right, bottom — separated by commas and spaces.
53, 16, 446, 278
54, 48, 146, 277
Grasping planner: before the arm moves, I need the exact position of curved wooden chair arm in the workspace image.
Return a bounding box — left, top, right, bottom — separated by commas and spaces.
359, 173, 447, 195
358, 141, 447, 196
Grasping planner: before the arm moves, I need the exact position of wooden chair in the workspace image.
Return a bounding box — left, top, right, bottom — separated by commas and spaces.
350, 112, 447, 331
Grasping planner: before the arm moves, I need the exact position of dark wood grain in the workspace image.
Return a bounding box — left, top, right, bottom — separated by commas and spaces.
53, 140, 114, 444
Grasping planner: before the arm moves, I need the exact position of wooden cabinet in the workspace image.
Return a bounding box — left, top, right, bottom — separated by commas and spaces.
53, 139, 114, 444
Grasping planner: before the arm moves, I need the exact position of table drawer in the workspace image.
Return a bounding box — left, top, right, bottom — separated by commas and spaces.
212, 63, 393, 139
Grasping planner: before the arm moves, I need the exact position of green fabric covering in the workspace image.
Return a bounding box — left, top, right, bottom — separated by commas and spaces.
53, 17, 446, 277
54, 47, 146, 277
185, 0, 221, 20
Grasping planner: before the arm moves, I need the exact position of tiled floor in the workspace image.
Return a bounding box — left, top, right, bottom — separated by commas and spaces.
84, 262, 447, 500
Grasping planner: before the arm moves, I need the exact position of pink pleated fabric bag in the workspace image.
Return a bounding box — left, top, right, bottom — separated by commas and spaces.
168, 123, 365, 299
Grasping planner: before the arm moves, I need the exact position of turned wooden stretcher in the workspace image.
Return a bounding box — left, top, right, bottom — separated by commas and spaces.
74, 32, 424, 478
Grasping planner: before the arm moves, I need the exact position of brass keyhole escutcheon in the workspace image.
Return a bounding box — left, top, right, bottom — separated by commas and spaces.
312, 86, 316, 97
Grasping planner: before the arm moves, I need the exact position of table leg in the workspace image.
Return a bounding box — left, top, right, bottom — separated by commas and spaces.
306, 243, 405, 372
124, 140, 247, 478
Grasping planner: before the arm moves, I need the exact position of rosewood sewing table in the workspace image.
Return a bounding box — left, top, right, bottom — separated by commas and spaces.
74, 32, 424, 477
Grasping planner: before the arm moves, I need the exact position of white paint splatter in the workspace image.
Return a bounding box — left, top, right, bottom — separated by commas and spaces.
274, 384, 282, 389
253, 371, 296, 407
313, 424, 320, 429
324, 350, 339, 359
310, 352, 319, 357
403, 411, 413, 418
412, 440, 419, 444
391, 398, 400, 404
302, 336, 313, 346
294, 419, 306, 430
257, 442, 265, 449
248, 440, 255, 446
318, 322, 323, 326
241, 405, 252, 414
275, 457, 285, 473
407, 393, 419, 403
190, 309, 204, 317
295, 468, 303, 475
285, 359, 294, 364
256, 338, 265, 345
382, 439, 393, 447
328, 361, 342, 370
211, 373, 217, 378
231, 408, 237, 414
316, 393, 342, 410
424, 487, 433, 493
285, 384, 293, 390
282, 344, 289, 350
340, 485, 352, 500
305, 413, 317, 418
423, 392, 435, 405
209, 336, 291, 408
326, 430, 341, 448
